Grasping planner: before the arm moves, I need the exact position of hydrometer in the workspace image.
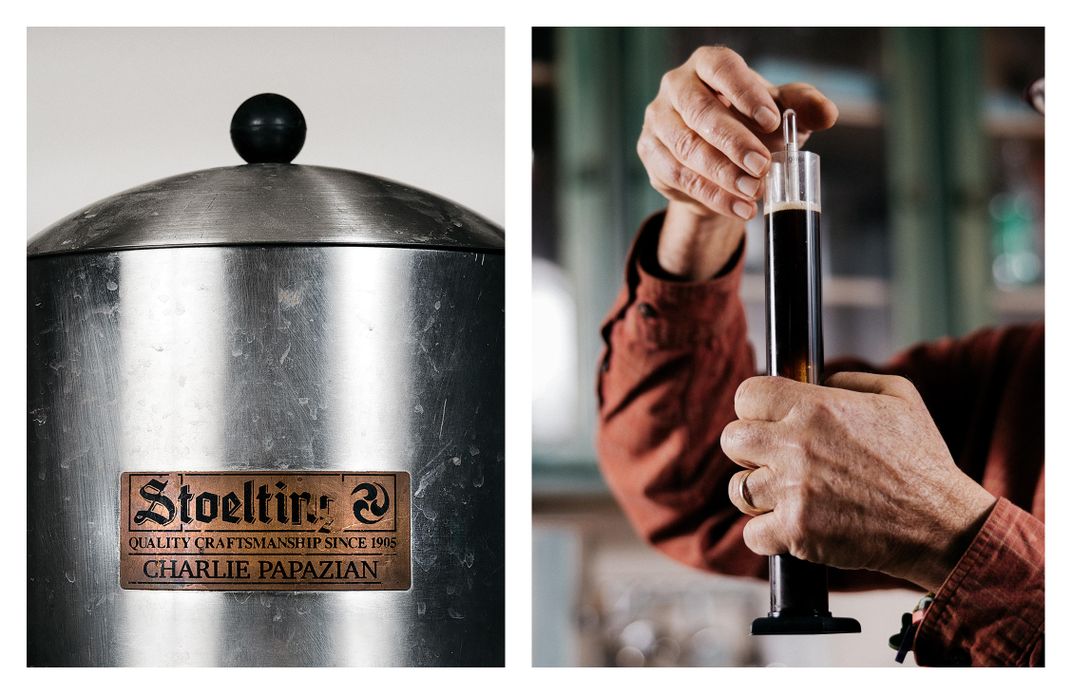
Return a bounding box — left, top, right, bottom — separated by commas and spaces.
750, 110, 862, 635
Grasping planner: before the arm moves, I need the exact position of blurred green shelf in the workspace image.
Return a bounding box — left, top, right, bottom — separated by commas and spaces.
992, 285, 1045, 315
532, 458, 610, 498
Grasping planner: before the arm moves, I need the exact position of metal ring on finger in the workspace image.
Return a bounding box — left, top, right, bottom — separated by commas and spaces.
737, 468, 770, 516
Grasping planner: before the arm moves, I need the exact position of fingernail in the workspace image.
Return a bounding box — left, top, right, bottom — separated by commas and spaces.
736, 176, 760, 197
755, 106, 780, 130
743, 151, 768, 177
732, 201, 752, 219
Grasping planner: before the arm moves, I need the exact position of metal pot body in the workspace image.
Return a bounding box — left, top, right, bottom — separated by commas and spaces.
28, 245, 504, 666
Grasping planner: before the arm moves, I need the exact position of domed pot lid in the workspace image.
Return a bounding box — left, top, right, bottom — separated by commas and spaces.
28, 94, 504, 257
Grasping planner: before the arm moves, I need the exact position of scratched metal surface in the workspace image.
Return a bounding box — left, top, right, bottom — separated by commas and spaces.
27, 245, 504, 666
27, 164, 504, 257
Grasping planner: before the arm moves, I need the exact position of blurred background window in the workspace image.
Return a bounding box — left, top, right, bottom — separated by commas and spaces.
531, 27, 1044, 667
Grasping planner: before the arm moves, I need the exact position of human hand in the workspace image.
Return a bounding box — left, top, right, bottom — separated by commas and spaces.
637, 46, 838, 279
721, 372, 996, 591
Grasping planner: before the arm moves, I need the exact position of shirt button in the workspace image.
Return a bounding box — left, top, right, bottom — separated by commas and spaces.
637, 302, 657, 318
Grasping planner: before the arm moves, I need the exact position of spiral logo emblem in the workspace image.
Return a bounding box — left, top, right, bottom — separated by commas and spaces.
352, 482, 391, 524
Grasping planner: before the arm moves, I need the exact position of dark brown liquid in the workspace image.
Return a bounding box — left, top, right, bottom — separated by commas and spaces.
763, 204, 828, 617
764, 206, 822, 385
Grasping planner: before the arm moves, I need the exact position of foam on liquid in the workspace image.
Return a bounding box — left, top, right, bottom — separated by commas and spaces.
763, 199, 821, 215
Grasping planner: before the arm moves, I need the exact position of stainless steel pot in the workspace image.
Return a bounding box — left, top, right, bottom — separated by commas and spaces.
27, 94, 504, 666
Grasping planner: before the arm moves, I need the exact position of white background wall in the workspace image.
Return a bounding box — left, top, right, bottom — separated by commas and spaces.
27, 27, 504, 237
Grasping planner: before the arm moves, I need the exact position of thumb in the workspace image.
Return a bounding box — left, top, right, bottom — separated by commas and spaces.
772, 82, 838, 133
824, 371, 923, 405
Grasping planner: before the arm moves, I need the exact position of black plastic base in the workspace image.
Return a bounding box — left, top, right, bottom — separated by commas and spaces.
751, 614, 862, 635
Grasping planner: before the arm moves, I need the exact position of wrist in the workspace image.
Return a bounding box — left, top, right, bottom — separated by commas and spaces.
912, 481, 997, 592
656, 201, 747, 280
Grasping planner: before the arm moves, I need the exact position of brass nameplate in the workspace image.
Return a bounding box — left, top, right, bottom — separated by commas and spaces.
120, 471, 410, 591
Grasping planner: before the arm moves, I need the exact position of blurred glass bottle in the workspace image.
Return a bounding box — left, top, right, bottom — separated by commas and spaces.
990, 140, 1042, 288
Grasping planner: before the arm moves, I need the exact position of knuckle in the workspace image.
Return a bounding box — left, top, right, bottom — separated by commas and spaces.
643, 103, 658, 126
769, 380, 794, 410
636, 132, 655, 159
708, 54, 738, 82
887, 374, 911, 389
731, 423, 753, 449
796, 394, 832, 423
719, 421, 738, 451
692, 45, 720, 63
724, 81, 752, 105
811, 397, 837, 420
658, 71, 674, 95
706, 45, 741, 67
667, 164, 691, 192
660, 67, 687, 96
739, 423, 764, 450
720, 45, 744, 64
887, 375, 918, 400
709, 189, 736, 217
677, 168, 708, 200
681, 92, 718, 127
709, 124, 744, 161
672, 127, 704, 163
734, 377, 757, 406
711, 156, 736, 185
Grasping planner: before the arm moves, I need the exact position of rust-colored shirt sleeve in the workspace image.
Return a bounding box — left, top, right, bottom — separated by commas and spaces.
597, 213, 767, 580
914, 498, 1044, 666
596, 212, 1044, 666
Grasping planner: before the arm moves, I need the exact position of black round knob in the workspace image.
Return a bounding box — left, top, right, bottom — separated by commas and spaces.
230, 93, 306, 164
